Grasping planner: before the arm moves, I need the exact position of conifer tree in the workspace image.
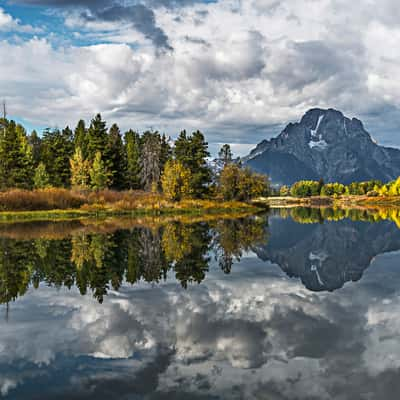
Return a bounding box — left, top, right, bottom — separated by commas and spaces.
140, 131, 162, 191
174, 130, 191, 166
28, 130, 42, 167
70, 147, 90, 190
160, 134, 172, 171
105, 123, 127, 190
174, 130, 211, 197
41, 127, 74, 187
89, 151, 110, 190
0, 120, 34, 189
87, 114, 108, 162
33, 162, 50, 189
125, 129, 141, 190
218, 144, 233, 165
74, 120, 88, 159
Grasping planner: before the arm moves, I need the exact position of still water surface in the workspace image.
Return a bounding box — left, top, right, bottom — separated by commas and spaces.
2, 208, 400, 399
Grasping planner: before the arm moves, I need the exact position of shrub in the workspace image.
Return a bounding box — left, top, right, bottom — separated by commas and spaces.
279, 185, 290, 196
0, 189, 85, 211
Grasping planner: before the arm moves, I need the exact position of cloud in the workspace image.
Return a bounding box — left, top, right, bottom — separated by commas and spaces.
0, 7, 41, 33
82, 4, 172, 50
3, 248, 400, 399
4, 0, 400, 153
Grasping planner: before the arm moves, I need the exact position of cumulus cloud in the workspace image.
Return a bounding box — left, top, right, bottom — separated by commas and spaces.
3, 248, 400, 399
3, 0, 400, 154
0, 7, 40, 33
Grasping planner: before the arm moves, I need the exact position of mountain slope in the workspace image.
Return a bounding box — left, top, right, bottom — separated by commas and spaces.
244, 108, 400, 185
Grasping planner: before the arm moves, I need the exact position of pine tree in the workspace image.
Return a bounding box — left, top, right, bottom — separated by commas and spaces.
74, 120, 88, 159
33, 162, 50, 189
70, 147, 90, 189
160, 134, 172, 172
175, 130, 211, 197
28, 130, 42, 167
105, 123, 127, 190
0, 120, 34, 189
174, 130, 191, 166
140, 131, 162, 191
218, 144, 233, 165
89, 151, 110, 190
41, 127, 74, 187
125, 129, 141, 189
87, 114, 108, 162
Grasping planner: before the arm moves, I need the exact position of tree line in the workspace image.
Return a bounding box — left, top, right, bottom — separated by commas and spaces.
0, 114, 269, 201
280, 178, 400, 198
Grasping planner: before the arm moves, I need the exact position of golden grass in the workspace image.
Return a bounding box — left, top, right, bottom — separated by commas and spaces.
0, 188, 261, 221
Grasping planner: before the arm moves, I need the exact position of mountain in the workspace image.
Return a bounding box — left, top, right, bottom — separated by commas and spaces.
243, 108, 400, 185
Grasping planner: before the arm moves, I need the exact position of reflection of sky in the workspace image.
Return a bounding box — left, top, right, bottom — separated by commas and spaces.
2, 249, 400, 400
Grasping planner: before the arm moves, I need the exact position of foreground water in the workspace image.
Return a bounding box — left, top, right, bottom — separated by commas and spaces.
2, 208, 400, 399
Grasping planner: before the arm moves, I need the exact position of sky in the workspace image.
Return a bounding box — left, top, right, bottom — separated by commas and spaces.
1, 0, 400, 156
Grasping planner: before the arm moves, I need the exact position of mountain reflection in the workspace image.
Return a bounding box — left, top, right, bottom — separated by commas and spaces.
4, 210, 400, 399
255, 208, 400, 291
2, 207, 400, 307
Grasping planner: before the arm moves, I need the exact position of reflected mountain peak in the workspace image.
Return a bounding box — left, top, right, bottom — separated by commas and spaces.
255, 209, 400, 292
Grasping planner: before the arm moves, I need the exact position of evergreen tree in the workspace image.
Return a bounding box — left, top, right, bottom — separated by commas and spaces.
174, 130, 191, 166
218, 144, 233, 165
105, 123, 127, 190
89, 151, 110, 190
41, 127, 74, 187
0, 120, 34, 189
125, 129, 141, 189
87, 114, 108, 162
140, 131, 162, 191
28, 130, 42, 167
74, 120, 89, 159
70, 147, 90, 190
160, 134, 172, 171
175, 130, 211, 197
33, 162, 50, 189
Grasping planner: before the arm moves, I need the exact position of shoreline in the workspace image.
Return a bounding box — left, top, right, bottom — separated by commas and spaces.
255, 196, 400, 209
0, 201, 264, 222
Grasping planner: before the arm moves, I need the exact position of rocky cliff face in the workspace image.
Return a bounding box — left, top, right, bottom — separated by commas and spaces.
244, 108, 400, 185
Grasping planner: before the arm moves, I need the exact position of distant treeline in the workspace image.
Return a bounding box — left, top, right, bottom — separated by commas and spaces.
0, 115, 269, 202
280, 178, 400, 198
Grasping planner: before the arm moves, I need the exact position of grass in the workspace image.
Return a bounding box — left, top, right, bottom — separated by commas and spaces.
0, 188, 262, 222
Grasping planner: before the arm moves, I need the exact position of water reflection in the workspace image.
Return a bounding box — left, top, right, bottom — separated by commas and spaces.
255, 208, 400, 291
2, 209, 400, 399
0, 216, 268, 304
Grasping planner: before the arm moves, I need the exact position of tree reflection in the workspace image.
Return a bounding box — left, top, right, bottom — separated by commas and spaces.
212, 216, 268, 273
0, 216, 270, 305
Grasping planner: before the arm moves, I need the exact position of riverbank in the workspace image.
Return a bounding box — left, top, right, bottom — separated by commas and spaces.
255, 195, 400, 209
0, 203, 261, 222
0, 189, 263, 222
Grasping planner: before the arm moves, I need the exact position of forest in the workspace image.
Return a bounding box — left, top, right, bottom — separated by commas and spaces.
0, 114, 269, 212
280, 178, 400, 198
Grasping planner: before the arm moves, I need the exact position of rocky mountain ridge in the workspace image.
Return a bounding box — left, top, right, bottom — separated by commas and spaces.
244, 108, 400, 185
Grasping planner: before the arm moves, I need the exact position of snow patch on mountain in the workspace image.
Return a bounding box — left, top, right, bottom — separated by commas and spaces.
309, 139, 328, 150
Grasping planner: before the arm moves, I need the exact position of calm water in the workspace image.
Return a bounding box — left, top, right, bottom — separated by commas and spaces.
2, 208, 400, 399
